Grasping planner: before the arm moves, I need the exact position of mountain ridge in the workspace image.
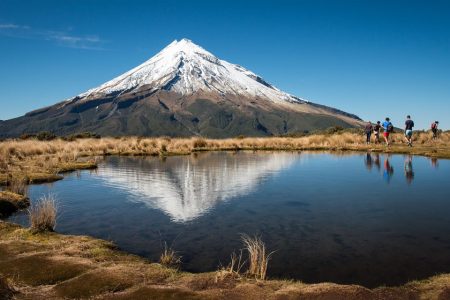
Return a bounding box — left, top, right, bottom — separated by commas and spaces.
0, 38, 363, 138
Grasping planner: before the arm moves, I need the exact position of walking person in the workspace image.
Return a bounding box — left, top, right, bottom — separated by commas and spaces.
382, 117, 393, 146
404, 115, 414, 147
373, 121, 381, 144
364, 121, 373, 144
431, 121, 439, 139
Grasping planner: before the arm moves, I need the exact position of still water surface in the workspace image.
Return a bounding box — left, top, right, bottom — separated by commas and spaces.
6, 152, 450, 287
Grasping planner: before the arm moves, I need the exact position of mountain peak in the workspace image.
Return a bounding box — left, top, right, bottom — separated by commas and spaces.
77, 39, 305, 104
162, 38, 209, 55
0, 38, 363, 138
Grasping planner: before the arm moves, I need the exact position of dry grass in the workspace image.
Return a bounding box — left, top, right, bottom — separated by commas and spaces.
1, 221, 450, 299
241, 234, 275, 280
1, 131, 449, 186
216, 250, 246, 282
28, 194, 58, 233
159, 242, 181, 268
5, 176, 27, 196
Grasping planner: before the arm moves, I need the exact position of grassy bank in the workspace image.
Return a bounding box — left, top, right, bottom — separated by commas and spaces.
0, 191, 29, 217
1, 131, 449, 185
1, 221, 449, 299
1, 132, 450, 298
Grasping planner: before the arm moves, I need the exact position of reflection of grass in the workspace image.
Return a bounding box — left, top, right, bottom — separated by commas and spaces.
28, 194, 58, 233
1, 132, 450, 186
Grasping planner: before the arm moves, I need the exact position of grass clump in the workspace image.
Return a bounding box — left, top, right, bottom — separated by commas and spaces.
192, 137, 207, 148
216, 250, 246, 283
241, 234, 275, 280
159, 242, 181, 268
28, 194, 58, 233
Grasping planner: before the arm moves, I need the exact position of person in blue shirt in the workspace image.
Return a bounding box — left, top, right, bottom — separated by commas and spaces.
404, 115, 414, 147
382, 117, 393, 146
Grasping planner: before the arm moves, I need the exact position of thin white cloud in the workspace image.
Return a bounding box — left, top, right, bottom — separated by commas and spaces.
0, 23, 106, 50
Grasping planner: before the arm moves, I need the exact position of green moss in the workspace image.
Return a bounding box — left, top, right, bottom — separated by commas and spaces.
0, 255, 89, 286
54, 269, 133, 299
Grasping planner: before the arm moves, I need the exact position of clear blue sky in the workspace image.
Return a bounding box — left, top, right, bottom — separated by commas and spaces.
1, 0, 449, 129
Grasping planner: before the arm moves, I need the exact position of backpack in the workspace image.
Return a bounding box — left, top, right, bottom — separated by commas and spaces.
387, 123, 394, 133
431, 123, 437, 130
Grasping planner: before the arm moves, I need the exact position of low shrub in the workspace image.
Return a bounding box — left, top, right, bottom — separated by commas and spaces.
36, 131, 56, 141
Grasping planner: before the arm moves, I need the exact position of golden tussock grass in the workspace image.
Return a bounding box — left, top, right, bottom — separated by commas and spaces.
216, 250, 246, 282
159, 242, 181, 269
28, 194, 58, 233
1, 131, 449, 186
241, 234, 275, 280
6, 176, 28, 196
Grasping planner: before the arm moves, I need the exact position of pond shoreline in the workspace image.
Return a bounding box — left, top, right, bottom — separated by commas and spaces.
1, 136, 449, 186
1, 136, 450, 298
1, 221, 449, 299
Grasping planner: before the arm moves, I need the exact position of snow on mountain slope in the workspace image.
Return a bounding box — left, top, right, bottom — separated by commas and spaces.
78, 38, 307, 105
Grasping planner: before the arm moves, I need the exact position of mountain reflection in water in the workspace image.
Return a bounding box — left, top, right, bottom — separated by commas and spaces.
96, 152, 297, 222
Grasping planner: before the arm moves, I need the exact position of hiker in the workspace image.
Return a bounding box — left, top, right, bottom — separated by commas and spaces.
382, 117, 393, 146
431, 121, 439, 139
364, 121, 373, 144
373, 121, 381, 143
404, 115, 414, 147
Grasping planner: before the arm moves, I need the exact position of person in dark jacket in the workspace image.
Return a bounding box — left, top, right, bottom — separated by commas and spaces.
373, 121, 381, 144
431, 121, 439, 139
364, 121, 373, 144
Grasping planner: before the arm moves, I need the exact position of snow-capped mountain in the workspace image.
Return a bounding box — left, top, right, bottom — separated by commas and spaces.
0, 39, 362, 138
78, 39, 305, 105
